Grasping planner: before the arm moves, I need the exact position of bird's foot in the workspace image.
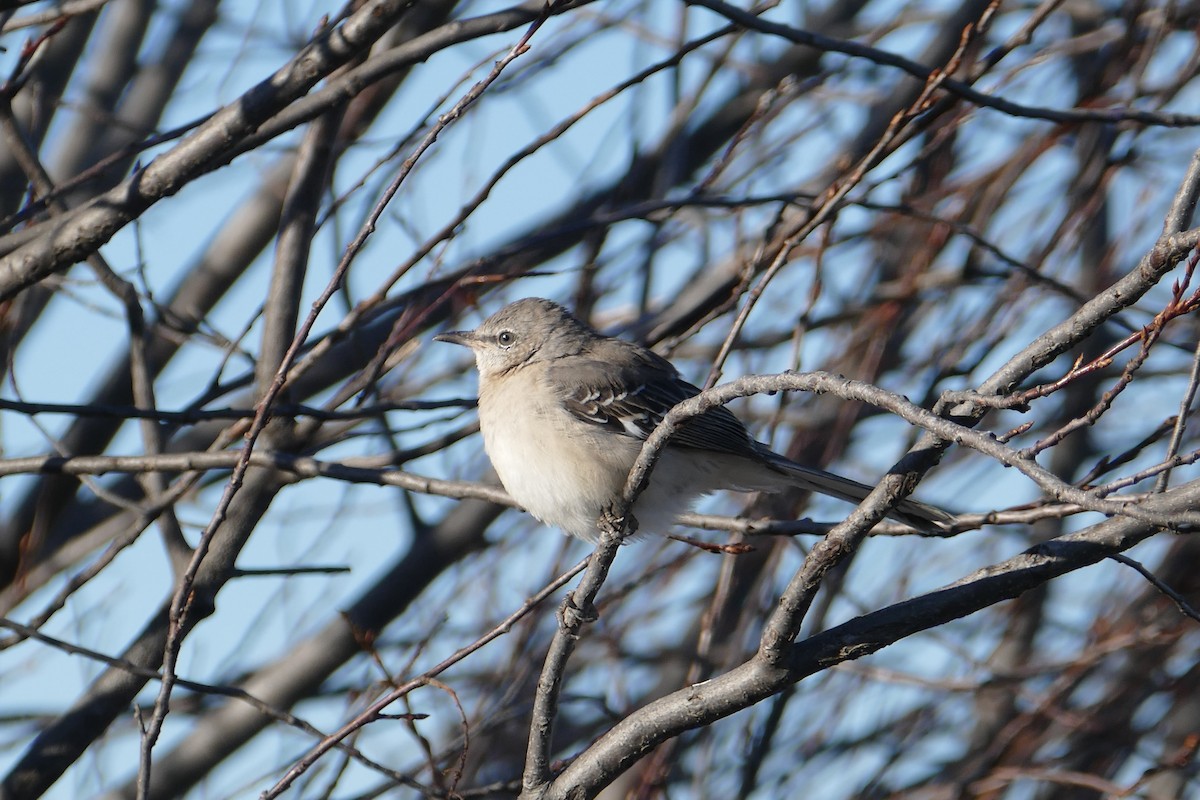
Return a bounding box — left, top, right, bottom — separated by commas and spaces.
599, 504, 637, 540
557, 590, 599, 631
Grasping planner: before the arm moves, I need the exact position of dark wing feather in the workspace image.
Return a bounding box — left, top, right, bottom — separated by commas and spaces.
550, 338, 761, 459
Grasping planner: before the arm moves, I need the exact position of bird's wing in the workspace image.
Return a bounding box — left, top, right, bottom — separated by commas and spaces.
549, 340, 761, 459
548, 340, 955, 531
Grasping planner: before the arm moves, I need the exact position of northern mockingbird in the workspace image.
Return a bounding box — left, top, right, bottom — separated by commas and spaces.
435, 297, 950, 540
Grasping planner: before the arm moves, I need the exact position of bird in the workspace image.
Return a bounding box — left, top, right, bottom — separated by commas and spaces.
434, 297, 950, 541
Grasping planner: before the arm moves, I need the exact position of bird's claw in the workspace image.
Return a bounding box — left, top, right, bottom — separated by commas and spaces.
599, 504, 637, 539
557, 590, 598, 631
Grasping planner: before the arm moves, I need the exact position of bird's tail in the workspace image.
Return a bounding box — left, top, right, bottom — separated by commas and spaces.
759, 450, 953, 533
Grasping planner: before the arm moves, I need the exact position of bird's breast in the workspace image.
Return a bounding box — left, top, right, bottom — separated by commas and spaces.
478, 377, 638, 539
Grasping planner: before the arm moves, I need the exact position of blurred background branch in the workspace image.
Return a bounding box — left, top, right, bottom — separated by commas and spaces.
0, 1, 1198, 798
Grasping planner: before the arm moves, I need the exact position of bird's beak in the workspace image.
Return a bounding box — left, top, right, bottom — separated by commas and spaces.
433, 330, 479, 347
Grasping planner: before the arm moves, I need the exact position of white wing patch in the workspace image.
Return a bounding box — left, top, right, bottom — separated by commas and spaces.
568, 383, 660, 438
557, 360, 760, 457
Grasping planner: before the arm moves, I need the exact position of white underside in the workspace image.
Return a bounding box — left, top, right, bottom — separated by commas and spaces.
479, 375, 786, 542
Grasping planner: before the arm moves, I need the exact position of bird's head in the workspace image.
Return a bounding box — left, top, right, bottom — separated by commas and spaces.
434, 297, 591, 377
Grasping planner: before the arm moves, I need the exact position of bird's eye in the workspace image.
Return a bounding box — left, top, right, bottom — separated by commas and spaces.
497, 330, 515, 348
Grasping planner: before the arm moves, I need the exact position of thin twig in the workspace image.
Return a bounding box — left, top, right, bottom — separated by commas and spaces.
1108, 554, 1200, 623
262, 555, 589, 799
